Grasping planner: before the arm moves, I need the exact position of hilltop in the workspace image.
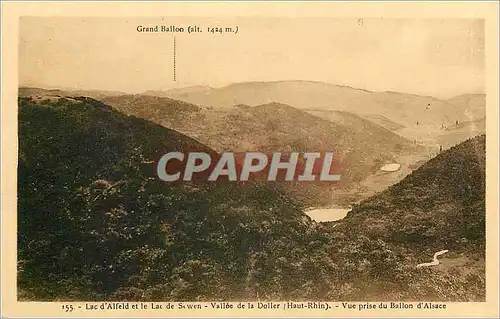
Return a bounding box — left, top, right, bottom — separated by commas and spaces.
19, 86, 126, 100
144, 85, 214, 97
341, 134, 485, 253
101, 94, 202, 126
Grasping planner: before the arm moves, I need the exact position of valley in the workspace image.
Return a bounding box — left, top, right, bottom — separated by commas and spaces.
18, 84, 485, 209
100, 96, 430, 207
17, 83, 486, 302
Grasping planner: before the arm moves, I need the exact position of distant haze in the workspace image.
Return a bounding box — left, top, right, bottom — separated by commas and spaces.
19, 17, 484, 99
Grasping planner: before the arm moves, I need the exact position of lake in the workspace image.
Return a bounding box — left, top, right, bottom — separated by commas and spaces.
304, 208, 351, 222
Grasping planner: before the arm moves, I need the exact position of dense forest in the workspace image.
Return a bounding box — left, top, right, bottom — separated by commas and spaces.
18, 96, 485, 301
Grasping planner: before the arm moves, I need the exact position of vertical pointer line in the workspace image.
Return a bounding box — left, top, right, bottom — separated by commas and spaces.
173, 37, 176, 82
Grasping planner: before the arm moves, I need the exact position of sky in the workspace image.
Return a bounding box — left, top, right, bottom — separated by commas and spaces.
19, 17, 485, 99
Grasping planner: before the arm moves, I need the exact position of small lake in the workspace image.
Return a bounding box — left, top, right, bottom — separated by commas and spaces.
304, 208, 351, 222
381, 163, 401, 172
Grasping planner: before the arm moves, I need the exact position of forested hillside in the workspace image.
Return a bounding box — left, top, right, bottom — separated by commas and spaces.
18, 96, 319, 301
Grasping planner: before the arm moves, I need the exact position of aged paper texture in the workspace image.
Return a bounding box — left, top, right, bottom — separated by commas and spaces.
1, 1, 499, 318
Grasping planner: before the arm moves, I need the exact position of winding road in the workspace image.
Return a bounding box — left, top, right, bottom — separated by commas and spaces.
416, 250, 449, 268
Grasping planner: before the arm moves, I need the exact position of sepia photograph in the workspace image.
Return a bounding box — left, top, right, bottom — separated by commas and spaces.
16, 16, 488, 302
1, 2, 499, 317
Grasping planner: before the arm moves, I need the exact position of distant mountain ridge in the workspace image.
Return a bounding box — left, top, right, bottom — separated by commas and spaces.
20, 82, 485, 132
144, 81, 485, 142
19, 86, 126, 100
144, 85, 215, 97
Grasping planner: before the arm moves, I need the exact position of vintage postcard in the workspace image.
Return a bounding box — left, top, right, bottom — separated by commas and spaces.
1, 1, 499, 318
